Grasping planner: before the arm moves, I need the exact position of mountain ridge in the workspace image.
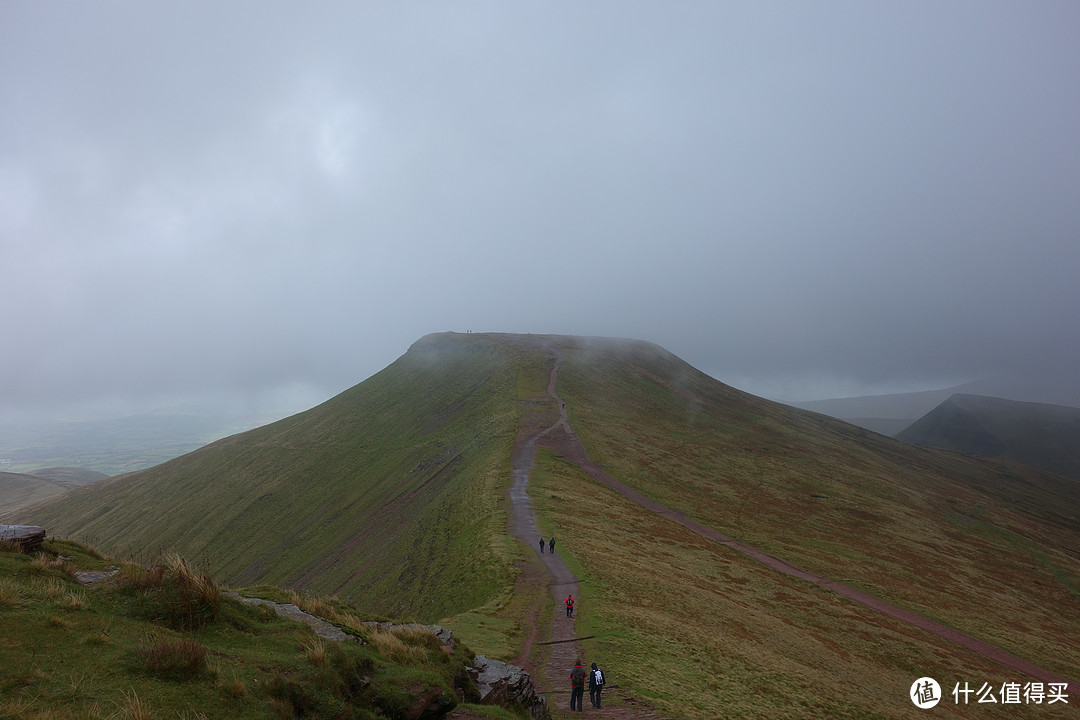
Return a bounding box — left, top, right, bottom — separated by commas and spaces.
788, 371, 1080, 434
897, 393, 1080, 481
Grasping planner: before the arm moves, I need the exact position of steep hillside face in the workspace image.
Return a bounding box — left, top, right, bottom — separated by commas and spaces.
898, 393, 1080, 481
14, 333, 538, 621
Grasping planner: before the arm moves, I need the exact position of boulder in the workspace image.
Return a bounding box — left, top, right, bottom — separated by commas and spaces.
471, 655, 550, 720
0, 525, 46, 553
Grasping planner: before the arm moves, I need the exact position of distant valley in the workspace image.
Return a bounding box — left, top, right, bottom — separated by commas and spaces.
0, 410, 288, 477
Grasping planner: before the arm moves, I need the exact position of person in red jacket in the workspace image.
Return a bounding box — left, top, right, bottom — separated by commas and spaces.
569, 659, 587, 711
565, 594, 575, 617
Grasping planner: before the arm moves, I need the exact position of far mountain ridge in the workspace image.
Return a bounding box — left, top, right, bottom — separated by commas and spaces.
897, 393, 1080, 482
788, 371, 1080, 435
0, 467, 107, 514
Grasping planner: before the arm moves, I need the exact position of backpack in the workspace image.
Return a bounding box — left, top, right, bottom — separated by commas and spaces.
593, 669, 604, 687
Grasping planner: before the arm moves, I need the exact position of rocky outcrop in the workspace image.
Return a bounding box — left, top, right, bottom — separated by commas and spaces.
0, 525, 45, 552
364, 621, 456, 651
226, 593, 355, 642
471, 654, 550, 720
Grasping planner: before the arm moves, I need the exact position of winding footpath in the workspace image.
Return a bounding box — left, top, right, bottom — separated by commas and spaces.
508, 345, 1077, 718
511, 352, 666, 719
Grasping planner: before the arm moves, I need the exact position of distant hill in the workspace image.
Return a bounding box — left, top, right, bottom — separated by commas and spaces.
790, 371, 1080, 435
0, 467, 105, 514
897, 393, 1080, 481
28, 466, 109, 484
10, 332, 1080, 717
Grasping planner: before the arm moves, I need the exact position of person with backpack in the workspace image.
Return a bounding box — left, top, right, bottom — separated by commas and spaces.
569, 659, 587, 711
549, 536, 556, 554
565, 594, 575, 617
589, 662, 605, 708
539, 537, 545, 554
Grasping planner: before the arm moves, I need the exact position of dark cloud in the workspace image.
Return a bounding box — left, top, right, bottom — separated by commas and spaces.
3, 1, 1079, 420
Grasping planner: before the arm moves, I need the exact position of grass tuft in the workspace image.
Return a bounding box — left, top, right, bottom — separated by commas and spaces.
113, 553, 221, 631
367, 626, 432, 666
0, 539, 23, 554
115, 687, 152, 720
302, 638, 328, 666
0, 578, 22, 609
61, 590, 87, 611
134, 636, 209, 680
216, 670, 248, 699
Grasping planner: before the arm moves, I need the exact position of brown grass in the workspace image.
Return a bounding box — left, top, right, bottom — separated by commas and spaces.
302, 638, 328, 666
115, 687, 152, 720
554, 344, 1080, 682
28, 553, 78, 576
367, 626, 432, 666
117, 553, 222, 631
531, 448, 1076, 720
0, 579, 21, 609
285, 589, 364, 632
0, 539, 23, 554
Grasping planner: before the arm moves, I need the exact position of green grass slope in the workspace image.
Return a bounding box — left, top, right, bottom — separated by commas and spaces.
897, 393, 1080, 482
11, 334, 539, 623
0, 539, 513, 720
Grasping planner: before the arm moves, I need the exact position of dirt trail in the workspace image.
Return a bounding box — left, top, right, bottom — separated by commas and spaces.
527, 347, 1078, 700
510, 352, 664, 719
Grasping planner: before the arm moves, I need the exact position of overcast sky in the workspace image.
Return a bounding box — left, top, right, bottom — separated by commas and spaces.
3, 2, 1079, 422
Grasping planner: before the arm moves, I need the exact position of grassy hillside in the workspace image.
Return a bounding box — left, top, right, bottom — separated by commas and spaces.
897, 393, 1080, 481
545, 338, 1080, 692
530, 448, 1078, 719
10, 332, 1080, 718
11, 334, 536, 623
0, 539, 514, 720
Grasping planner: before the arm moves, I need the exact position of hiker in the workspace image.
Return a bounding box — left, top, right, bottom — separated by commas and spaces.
539, 537, 545, 554
565, 594, 575, 618
569, 659, 587, 711
549, 536, 556, 554
590, 662, 605, 708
